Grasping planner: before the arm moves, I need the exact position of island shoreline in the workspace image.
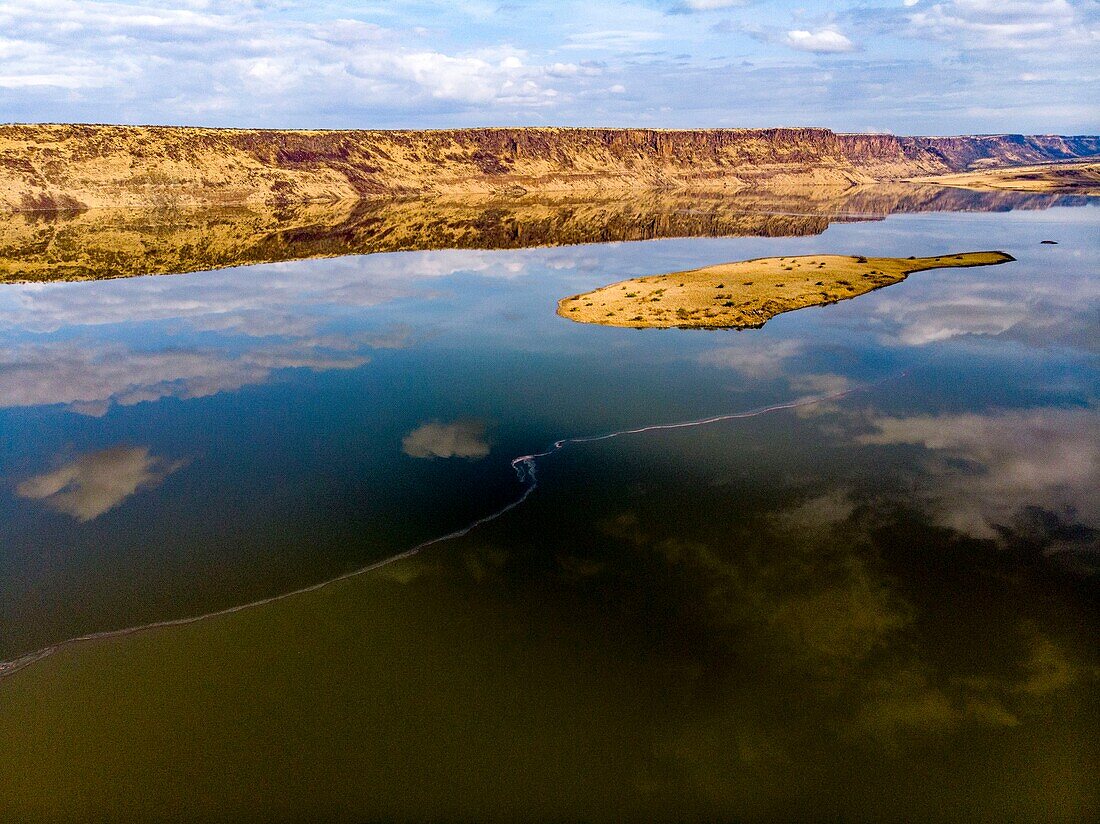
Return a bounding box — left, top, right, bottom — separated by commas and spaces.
558, 251, 1016, 330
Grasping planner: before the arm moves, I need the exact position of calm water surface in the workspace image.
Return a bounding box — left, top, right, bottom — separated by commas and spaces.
0, 199, 1097, 821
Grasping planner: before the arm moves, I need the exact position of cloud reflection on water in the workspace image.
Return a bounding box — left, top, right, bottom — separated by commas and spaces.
16, 445, 185, 521
0, 248, 572, 415
0, 338, 371, 414
858, 406, 1099, 544
402, 420, 491, 460
870, 258, 1099, 349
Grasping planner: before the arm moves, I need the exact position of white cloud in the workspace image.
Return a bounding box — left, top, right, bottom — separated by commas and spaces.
908, 0, 1094, 51
563, 30, 663, 51
16, 445, 185, 521
677, 0, 747, 9
881, 295, 1028, 345
0, 245, 556, 414
870, 263, 1099, 349
784, 28, 856, 54
0, 339, 370, 413
697, 339, 803, 376
0, 72, 103, 89
0, 0, 1095, 143
0, 248, 536, 336
769, 489, 856, 533
402, 420, 490, 460
858, 406, 1099, 539
0, 0, 590, 119
789, 373, 854, 397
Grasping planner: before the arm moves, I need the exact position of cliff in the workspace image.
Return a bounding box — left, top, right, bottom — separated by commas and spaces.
838, 132, 1100, 178
1, 124, 1098, 212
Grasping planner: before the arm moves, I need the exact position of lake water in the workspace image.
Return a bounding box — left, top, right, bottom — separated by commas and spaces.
0, 192, 1097, 821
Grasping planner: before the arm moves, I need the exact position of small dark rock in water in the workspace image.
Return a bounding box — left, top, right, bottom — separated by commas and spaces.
1041, 240, 1058, 244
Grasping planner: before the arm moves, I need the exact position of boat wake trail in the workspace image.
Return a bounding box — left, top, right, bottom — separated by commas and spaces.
0, 381, 874, 682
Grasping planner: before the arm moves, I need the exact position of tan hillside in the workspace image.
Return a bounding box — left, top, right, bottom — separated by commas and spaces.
558, 252, 1015, 330
1, 124, 1097, 213
908, 161, 1100, 195
837, 133, 1100, 179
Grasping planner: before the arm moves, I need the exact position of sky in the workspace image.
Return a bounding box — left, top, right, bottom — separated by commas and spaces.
0, 0, 1097, 134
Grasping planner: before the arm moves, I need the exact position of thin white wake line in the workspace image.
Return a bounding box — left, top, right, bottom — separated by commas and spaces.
0, 380, 879, 683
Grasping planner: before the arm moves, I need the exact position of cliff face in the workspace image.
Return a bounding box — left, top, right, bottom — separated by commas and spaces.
1, 125, 1097, 212
837, 133, 1100, 178
905, 134, 1100, 170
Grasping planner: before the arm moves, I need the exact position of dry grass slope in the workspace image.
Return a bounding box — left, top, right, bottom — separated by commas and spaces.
558, 252, 1015, 329
908, 161, 1100, 196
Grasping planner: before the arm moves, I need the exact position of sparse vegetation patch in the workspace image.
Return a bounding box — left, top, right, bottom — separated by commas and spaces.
557, 251, 1014, 330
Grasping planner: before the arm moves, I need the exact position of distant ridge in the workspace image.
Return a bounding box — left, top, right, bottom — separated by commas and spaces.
2, 124, 1097, 212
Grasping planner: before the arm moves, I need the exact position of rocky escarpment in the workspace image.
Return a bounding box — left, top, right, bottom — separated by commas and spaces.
1, 125, 1098, 212
838, 132, 1100, 179
909, 160, 1100, 196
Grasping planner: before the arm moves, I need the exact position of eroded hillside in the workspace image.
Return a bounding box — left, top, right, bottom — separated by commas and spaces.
1, 125, 1098, 212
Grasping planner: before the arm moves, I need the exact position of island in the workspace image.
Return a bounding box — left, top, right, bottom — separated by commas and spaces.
557, 251, 1015, 329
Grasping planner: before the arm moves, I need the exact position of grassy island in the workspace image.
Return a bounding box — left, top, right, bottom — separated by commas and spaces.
557, 251, 1014, 329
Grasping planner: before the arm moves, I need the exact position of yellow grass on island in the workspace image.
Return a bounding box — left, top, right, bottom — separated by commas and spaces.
557, 251, 1015, 330
909, 161, 1100, 195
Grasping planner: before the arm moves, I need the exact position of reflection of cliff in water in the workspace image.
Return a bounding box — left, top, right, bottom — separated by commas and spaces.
1, 184, 1093, 283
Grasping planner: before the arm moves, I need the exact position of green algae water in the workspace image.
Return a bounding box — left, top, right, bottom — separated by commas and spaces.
0, 196, 1097, 821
